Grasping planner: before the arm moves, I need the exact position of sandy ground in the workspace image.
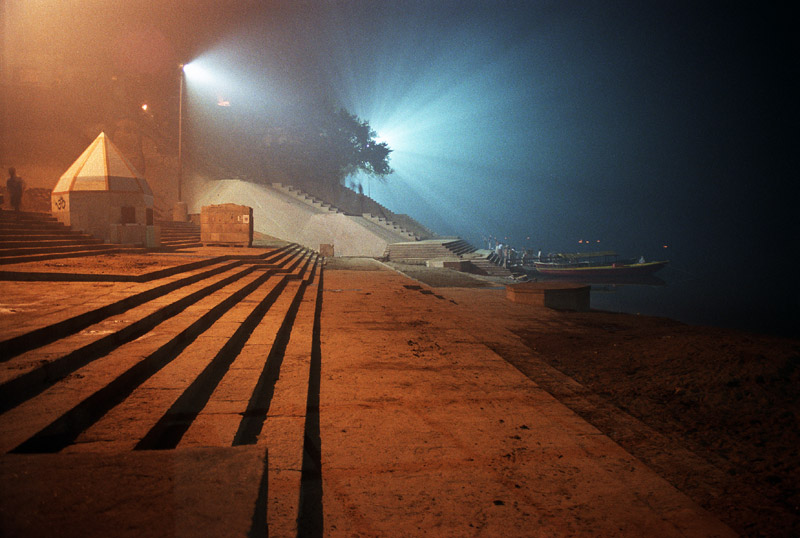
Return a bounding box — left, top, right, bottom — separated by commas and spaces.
388, 260, 799, 537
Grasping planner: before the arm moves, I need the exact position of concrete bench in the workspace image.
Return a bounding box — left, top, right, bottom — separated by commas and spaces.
506, 282, 590, 311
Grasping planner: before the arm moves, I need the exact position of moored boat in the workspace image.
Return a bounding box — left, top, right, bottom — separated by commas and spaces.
533, 251, 668, 278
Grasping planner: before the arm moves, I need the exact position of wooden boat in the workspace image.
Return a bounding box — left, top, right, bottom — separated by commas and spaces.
533, 251, 668, 278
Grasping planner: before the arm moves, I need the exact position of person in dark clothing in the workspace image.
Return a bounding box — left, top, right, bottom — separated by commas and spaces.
6, 168, 23, 212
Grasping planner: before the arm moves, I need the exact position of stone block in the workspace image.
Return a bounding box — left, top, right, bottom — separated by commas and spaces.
319, 244, 335, 257
426, 259, 471, 271
146, 225, 161, 248
506, 282, 590, 311
200, 204, 253, 246
173, 201, 189, 222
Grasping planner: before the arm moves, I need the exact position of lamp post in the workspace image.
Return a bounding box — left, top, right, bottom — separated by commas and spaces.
177, 64, 185, 203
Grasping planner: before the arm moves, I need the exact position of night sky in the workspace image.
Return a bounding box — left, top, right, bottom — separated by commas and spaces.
176, 2, 795, 258
7, 1, 798, 332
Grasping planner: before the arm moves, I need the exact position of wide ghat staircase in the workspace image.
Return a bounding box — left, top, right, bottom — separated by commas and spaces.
386, 239, 512, 277
157, 219, 202, 248
0, 210, 135, 265
0, 244, 323, 537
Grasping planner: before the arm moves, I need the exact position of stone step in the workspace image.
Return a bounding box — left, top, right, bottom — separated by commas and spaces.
0, 211, 58, 222
0, 231, 94, 240
0, 263, 260, 413
160, 228, 200, 235
1, 269, 276, 454
0, 252, 318, 452
0, 245, 141, 266
0, 243, 122, 257
385, 240, 476, 263
271, 182, 345, 215
0, 221, 70, 231
161, 240, 203, 249
0, 246, 301, 356
69, 273, 297, 453
0, 238, 104, 248
0, 246, 321, 535
158, 221, 201, 248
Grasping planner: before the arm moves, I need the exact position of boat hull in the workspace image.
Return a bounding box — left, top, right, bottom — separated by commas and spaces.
533, 260, 669, 278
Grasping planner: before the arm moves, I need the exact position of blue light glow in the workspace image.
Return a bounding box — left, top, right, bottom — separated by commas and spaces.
184, 2, 793, 266
182, 61, 213, 85
177, 1, 795, 333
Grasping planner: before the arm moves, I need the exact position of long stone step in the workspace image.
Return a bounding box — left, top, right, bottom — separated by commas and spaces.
0, 246, 321, 535
161, 239, 202, 248
136, 259, 318, 453
0, 213, 59, 224
0, 238, 104, 248
160, 230, 198, 235
259, 258, 321, 538
1, 269, 275, 454
65, 273, 295, 453
0, 243, 121, 257
0, 230, 89, 239
0, 263, 259, 413
0, 260, 245, 353
0, 221, 68, 230
2, 250, 311, 452
0, 245, 144, 266
0, 245, 304, 354
0, 250, 316, 414
178, 277, 308, 448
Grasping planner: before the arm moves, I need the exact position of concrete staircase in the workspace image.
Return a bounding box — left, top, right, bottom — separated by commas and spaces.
0, 210, 135, 265
271, 183, 344, 214
157, 220, 202, 248
193, 179, 418, 257
273, 182, 429, 241
462, 250, 515, 277
384, 238, 474, 261
361, 213, 417, 241
0, 244, 322, 537
386, 239, 513, 277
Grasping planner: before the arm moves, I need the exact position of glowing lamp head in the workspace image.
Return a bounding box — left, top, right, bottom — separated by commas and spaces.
182, 61, 213, 84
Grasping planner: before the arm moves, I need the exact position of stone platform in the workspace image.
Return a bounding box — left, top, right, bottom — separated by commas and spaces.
0, 251, 736, 537
506, 281, 591, 311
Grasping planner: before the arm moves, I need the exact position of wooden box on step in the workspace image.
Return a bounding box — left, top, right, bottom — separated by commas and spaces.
200, 203, 253, 247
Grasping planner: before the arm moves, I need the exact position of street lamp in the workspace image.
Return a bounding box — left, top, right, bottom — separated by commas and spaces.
178, 63, 185, 202
177, 61, 214, 203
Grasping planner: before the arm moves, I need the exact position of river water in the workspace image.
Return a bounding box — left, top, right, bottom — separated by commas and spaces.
580, 264, 798, 338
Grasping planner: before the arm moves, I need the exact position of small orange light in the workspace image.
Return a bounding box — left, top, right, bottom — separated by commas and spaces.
141, 104, 148, 111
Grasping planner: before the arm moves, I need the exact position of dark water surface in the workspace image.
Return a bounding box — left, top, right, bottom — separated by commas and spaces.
584, 264, 798, 338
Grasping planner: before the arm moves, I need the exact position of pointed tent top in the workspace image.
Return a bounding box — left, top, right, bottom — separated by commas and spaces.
53, 132, 152, 195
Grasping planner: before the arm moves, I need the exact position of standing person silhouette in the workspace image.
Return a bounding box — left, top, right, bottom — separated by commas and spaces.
6, 168, 24, 212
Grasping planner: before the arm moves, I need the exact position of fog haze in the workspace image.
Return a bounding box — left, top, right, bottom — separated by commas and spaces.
3, 1, 796, 333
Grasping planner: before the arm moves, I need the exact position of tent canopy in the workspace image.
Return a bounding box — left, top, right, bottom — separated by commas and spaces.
53, 132, 152, 195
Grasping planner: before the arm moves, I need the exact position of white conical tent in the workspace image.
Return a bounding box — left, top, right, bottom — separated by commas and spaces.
53, 132, 152, 195
51, 132, 157, 246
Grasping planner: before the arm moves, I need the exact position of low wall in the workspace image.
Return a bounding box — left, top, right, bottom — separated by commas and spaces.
506, 282, 591, 311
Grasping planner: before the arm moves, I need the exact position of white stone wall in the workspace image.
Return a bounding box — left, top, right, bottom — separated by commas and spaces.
51, 191, 153, 243
189, 179, 412, 256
